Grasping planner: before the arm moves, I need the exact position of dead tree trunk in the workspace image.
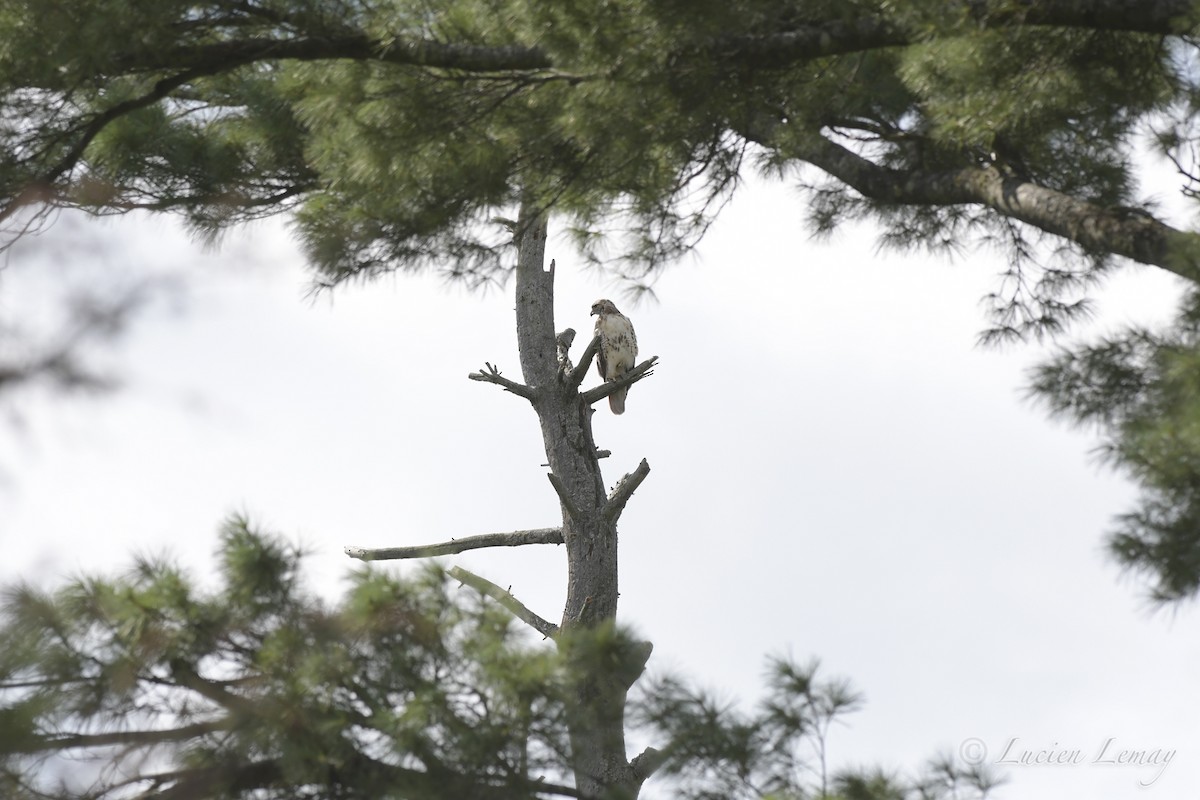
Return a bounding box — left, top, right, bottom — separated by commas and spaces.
510, 204, 644, 799
346, 201, 659, 799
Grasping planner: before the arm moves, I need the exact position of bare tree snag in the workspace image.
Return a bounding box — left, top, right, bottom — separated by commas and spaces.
507, 198, 651, 799
346, 197, 658, 798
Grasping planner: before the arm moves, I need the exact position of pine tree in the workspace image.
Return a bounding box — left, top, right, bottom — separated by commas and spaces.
0, 518, 575, 799
1030, 294, 1200, 604
3, 1, 1200, 795
0, 517, 998, 800
4, 2, 1198, 295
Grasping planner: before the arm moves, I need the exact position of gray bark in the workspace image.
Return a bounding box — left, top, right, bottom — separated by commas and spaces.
511, 200, 645, 799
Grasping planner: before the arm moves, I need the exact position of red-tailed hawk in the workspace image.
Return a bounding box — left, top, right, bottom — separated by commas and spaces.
590, 299, 638, 414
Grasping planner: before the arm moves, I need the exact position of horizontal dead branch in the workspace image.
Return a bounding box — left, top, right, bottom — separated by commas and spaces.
468, 361, 537, 400
449, 565, 559, 638
345, 528, 563, 561
580, 356, 658, 406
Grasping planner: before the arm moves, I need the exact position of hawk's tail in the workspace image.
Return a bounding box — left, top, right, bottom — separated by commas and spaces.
608, 387, 627, 415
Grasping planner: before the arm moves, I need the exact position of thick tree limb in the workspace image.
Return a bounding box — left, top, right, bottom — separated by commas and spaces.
748, 123, 1200, 284
12, 1, 1199, 247
8, 720, 231, 756
87, 1, 1200, 90
147, 759, 285, 800
169, 662, 257, 716
603, 459, 651, 525
2, 34, 555, 223
118, 34, 552, 76
580, 357, 659, 407
135, 750, 582, 800
981, 0, 1197, 35
344, 528, 563, 561
469, 362, 538, 400
630, 745, 667, 783
707, 0, 1197, 70
448, 565, 559, 638
707, 15, 907, 69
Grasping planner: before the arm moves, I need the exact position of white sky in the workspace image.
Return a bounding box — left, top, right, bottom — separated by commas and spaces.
2, 173, 1197, 799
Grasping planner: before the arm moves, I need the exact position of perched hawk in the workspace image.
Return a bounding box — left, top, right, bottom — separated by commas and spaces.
590, 299, 638, 414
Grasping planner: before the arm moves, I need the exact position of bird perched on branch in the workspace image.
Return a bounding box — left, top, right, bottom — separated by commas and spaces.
590, 299, 638, 414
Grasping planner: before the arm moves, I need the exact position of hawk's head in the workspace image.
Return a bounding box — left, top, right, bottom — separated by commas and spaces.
591, 299, 620, 316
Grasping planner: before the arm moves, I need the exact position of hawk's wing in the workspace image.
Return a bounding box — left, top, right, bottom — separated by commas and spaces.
593, 306, 637, 413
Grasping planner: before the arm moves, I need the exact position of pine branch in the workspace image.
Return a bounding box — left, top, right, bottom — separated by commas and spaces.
133, 744, 584, 800
8, 720, 231, 756
97, 182, 314, 215
102, 2, 1194, 89
978, 0, 1194, 35
469, 361, 537, 400
146, 759, 284, 800
745, 121, 1200, 283
705, 16, 905, 68
448, 565, 559, 638
169, 662, 257, 715
579, 357, 659, 406
0, 67, 211, 224
344, 528, 563, 561
117, 34, 553, 77
703, 1, 1190, 71
603, 459, 651, 525
1, 35, 557, 225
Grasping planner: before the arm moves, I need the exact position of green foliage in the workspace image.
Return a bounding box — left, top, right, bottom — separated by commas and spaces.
5, 0, 1200, 604
632, 656, 998, 800
1030, 298, 1200, 603
1, 519, 1000, 799
0, 516, 571, 799
4, 0, 1189, 302
830, 755, 1000, 800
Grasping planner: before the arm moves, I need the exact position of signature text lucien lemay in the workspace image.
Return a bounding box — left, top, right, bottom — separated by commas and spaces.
996, 737, 1175, 786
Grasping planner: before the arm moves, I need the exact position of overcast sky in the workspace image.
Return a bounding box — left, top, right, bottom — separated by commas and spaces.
2, 172, 1197, 799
